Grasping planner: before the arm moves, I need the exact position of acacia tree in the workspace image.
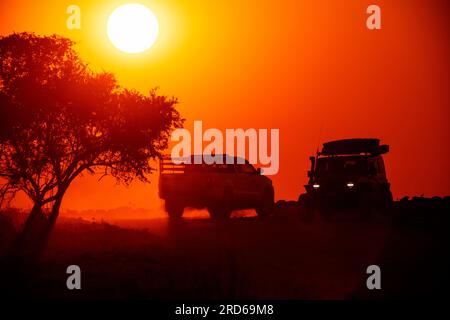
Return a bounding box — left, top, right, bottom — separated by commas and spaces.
0, 33, 183, 240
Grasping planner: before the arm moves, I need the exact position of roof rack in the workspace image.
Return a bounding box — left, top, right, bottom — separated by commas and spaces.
319, 138, 389, 156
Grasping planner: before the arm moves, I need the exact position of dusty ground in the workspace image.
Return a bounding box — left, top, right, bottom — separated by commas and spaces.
1, 200, 449, 300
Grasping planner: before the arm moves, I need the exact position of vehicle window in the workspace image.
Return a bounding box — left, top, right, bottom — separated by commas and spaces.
185, 162, 235, 174
210, 163, 235, 173
238, 163, 257, 174
316, 157, 369, 177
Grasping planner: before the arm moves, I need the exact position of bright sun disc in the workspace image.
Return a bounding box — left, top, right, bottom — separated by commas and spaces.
107, 3, 159, 54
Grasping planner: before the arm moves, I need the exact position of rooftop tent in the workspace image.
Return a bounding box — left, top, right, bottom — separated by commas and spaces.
321, 138, 389, 156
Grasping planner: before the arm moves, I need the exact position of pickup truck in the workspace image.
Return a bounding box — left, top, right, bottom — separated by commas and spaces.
159, 154, 275, 219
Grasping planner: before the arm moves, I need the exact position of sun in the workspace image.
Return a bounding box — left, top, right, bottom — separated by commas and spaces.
107, 3, 159, 54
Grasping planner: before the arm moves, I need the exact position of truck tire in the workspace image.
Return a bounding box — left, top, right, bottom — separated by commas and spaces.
298, 193, 314, 222
165, 200, 184, 219
359, 191, 375, 221
208, 188, 233, 220
379, 189, 393, 212
256, 187, 274, 217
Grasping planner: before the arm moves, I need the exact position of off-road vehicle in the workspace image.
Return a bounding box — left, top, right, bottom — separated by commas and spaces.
298, 138, 393, 220
159, 154, 274, 219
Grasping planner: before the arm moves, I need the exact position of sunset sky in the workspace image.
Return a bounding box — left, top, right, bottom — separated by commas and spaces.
1, 0, 449, 214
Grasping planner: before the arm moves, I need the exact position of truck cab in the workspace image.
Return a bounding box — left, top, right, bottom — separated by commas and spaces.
299, 139, 393, 219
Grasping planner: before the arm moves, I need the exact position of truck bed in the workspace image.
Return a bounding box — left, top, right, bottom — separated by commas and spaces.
158, 157, 213, 201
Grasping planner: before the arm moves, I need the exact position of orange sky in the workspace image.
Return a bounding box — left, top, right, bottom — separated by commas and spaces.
1, 0, 449, 213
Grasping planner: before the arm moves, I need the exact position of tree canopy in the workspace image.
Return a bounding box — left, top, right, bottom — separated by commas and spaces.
0, 33, 183, 221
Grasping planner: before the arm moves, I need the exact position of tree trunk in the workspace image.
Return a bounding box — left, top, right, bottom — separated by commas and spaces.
47, 195, 63, 231
29, 192, 64, 257
7, 192, 63, 263
1, 193, 65, 296
38, 194, 63, 250
1, 201, 46, 296
21, 201, 44, 236
8, 201, 45, 261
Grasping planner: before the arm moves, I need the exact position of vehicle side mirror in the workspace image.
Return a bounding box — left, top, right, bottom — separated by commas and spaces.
309, 156, 316, 178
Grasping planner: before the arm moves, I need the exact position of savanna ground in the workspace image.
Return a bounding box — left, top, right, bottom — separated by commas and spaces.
0, 197, 449, 300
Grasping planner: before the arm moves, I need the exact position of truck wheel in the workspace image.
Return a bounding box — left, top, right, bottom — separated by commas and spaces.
208, 188, 233, 220
165, 200, 184, 219
359, 192, 375, 221
256, 187, 274, 217
298, 193, 314, 222
379, 190, 394, 213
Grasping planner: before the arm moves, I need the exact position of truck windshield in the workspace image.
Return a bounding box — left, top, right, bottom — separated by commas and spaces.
316, 156, 368, 177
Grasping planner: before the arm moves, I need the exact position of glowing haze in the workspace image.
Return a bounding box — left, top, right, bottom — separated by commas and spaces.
0, 0, 449, 214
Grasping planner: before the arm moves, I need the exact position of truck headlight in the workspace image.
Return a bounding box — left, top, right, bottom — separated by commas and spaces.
346, 182, 355, 188
313, 184, 320, 189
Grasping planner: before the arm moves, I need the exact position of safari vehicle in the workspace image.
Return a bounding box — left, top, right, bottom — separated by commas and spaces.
298, 138, 393, 220
159, 155, 275, 219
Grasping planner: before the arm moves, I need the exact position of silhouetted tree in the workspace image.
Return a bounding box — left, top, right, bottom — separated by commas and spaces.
0, 33, 183, 257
